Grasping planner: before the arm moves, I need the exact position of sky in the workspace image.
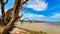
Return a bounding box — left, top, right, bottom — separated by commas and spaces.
0, 0, 60, 22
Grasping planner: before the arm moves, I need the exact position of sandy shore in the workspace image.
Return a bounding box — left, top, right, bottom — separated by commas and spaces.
16, 23, 60, 34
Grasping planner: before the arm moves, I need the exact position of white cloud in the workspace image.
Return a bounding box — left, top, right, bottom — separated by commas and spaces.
20, 12, 46, 21
20, 12, 60, 22
23, 13, 45, 18
25, 0, 48, 11
51, 13, 60, 18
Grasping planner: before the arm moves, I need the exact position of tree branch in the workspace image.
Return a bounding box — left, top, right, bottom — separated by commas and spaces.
4, 8, 13, 24
1, 0, 6, 25
21, 0, 29, 5
2, 0, 29, 34
3, 0, 22, 34
4, 0, 8, 5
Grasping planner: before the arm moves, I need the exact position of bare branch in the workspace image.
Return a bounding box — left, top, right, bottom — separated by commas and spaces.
4, 0, 8, 5
1, 0, 29, 33
21, 0, 29, 5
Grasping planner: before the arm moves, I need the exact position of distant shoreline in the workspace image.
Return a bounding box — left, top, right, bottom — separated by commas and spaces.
17, 21, 60, 23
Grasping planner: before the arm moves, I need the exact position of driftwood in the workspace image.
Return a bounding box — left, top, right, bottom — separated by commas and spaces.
0, 0, 29, 34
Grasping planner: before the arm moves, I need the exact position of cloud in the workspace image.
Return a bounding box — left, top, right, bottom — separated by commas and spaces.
19, 12, 60, 22
51, 13, 60, 18
43, 13, 60, 22
22, 13, 45, 18
25, 0, 48, 11
20, 12, 46, 21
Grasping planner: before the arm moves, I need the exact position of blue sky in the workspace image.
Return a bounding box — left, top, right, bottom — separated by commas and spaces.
0, 0, 60, 22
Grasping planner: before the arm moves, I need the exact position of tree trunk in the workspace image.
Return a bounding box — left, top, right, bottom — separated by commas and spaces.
0, 0, 29, 34
0, 0, 8, 25
2, 0, 22, 34
1, 0, 6, 25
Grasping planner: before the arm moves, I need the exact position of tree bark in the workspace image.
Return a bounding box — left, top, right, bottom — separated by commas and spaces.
1, 0, 6, 25
0, 0, 29, 34
4, 8, 13, 24
2, 0, 22, 34
0, 0, 8, 25
3, 0, 29, 24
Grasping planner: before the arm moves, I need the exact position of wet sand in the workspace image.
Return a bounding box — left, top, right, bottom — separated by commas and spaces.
16, 23, 60, 34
